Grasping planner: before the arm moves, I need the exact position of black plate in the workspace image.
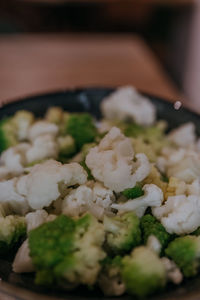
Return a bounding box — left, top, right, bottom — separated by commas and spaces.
0, 88, 200, 300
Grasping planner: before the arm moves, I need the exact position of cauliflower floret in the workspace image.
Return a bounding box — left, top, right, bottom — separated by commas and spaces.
26, 210, 48, 232
165, 177, 200, 199
147, 235, 162, 255
0, 178, 29, 215
86, 127, 150, 192
161, 257, 183, 285
98, 257, 126, 296
28, 121, 59, 141
62, 181, 115, 220
101, 86, 156, 126
13, 239, 35, 273
26, 134, 58, 163
13, 110, 35, 141
0, 143, 30, 176
168, 123, 196, 148
157, 147, 200, 183
45, 106, 64, 124
112, 184, 163, 217
17, 160, 87, 210
153, 195, 200, 235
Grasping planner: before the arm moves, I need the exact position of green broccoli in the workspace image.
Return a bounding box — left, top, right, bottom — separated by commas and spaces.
98, 256, 125, 296
121, 246, 166, 298
0, 215, 26, 255
0, 118, 18, 152
165, 235, 200, 277
103, 212, 141, 255
29, 214, 106, 286
122, 185, 144, 199
66, 113, 97, 150
141, 214, 173, 254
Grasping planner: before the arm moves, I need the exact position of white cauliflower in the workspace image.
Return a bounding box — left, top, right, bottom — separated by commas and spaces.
26, 134, 58, 163
86, 127, 150, 192
0, 143, 30, 176
100, 86, 156, 126
13, 110, 35, 141
0, 178, 29, 215
165, 177, 200, 199
112, 184, 163, 217
25, 210, 56, 232
28, 120, 59, 141
168, 123, 196, 148
17, 160, 87, 210
12, 239, 34, 273
161, 257, 183, 285
62, 181, 115, 220
25, 210, 48, 232
147, 235, 162, 255
153, 194, 200, 235
157, 147, 200, 183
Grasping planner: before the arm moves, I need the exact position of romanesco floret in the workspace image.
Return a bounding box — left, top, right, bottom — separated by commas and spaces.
165, 235, 200, 278
29, 214, 106, 286
66, 113, 97, 150
121, 246, 166, 297
0, 215, 26, 255
140, 214, 173, 254
0, 118, 18, 152
104, 212, 141, 255
98, 256, 125, 296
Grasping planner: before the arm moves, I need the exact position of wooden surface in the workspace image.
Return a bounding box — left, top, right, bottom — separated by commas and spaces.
0, 34, 183, 105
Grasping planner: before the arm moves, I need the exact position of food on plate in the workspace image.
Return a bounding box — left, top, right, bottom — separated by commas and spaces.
0, 86, 200, 297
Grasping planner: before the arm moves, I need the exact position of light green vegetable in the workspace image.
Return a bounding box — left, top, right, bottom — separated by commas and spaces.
166, 235, 200, 277
104, 212, 141, 255
0, 215, 26, 255
141, 214, 174, 254
0, 118, 18, 152
122, 246, 166, 297
29, 214, 106, 286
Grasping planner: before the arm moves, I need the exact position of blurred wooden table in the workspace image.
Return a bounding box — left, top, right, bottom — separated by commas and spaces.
0, 34, 182, 104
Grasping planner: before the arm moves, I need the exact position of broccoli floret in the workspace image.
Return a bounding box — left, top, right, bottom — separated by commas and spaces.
121, 246, 166, 297
165, 235, 200, 277
0, 118, 18, 152
29, 214, 106, 286
122, 185, 144, 199
66, 113, 97, 150
0, 215, 26, 255
104, 212, 141, 255
98, 256, 125, 296
141, 214, 173, 254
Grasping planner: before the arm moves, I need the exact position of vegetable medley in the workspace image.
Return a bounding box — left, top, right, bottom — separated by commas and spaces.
1, 86, 200, 298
